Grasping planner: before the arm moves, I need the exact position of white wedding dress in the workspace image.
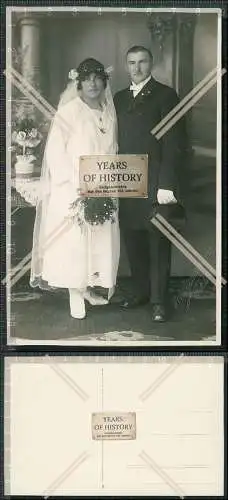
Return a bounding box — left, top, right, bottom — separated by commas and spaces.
30, 96, 120, 294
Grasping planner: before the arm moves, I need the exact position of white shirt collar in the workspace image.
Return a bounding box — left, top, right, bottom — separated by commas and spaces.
129, 75, 152, 97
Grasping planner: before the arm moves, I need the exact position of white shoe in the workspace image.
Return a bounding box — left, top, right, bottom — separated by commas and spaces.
69, 290, 86, 319
84, 289, 108, 306
71, 310, 86, 319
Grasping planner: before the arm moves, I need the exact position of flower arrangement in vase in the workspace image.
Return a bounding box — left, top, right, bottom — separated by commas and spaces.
12, 117, 43, 178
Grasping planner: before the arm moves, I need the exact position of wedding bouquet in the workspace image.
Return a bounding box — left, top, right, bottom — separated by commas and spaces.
70, 197, 117, 226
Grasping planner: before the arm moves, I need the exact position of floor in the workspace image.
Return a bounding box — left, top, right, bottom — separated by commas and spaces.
9, 278, 216, 344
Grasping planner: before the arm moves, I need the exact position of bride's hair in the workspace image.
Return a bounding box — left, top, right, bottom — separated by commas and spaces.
58, 59, 112, 108
76, 58, 109, 90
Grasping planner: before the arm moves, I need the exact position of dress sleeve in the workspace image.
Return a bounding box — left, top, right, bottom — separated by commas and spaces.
45, 106, 78, 208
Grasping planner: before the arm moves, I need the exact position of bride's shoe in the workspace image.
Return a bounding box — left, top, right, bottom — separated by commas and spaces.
84, 289, 109, 306
69, 289, 86, 319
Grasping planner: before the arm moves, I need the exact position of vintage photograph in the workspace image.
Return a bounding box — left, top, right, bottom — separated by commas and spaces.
6, 6, 223, 345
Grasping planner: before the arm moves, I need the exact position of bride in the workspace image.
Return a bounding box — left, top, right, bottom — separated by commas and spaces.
30, 58, 120, 319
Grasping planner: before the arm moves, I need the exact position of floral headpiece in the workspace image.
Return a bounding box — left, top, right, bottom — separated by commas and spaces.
68, 62, 113, 82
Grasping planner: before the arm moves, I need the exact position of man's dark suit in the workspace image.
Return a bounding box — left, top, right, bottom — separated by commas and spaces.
114, 76, 185, 306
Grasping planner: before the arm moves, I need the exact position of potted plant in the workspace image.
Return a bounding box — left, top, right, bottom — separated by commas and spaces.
12, 117, 43, 178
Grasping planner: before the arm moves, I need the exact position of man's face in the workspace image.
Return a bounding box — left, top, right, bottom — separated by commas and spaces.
126, 51, 153, 84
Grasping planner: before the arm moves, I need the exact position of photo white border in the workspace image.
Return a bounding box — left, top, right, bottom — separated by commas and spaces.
216, 9, 222, 344
5, 5, 223, 347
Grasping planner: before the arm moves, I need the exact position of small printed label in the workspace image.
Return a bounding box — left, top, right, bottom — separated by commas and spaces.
91, 412, 136, 440
79, 154, 148, 198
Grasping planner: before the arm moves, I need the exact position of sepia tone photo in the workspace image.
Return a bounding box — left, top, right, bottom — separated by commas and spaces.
6, 6, 224, 345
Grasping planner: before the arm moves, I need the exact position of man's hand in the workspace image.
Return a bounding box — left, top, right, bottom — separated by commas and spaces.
157, 189, 177, 205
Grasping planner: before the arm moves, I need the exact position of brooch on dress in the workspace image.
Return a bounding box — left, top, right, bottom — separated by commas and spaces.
98, 116, 106, 134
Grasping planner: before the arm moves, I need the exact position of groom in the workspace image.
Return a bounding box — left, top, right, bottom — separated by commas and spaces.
114, 46, 185, 322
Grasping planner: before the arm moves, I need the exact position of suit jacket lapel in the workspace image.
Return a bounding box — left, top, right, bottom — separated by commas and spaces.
127, 77, 158, 112
134, 77, 157, 101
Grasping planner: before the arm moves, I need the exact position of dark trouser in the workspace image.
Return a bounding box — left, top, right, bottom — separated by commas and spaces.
123, 226, 171, 305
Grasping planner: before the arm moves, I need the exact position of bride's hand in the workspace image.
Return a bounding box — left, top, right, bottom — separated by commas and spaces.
67, 205, 78, 219
65, 199, 80, 220
66, 193, 85, 220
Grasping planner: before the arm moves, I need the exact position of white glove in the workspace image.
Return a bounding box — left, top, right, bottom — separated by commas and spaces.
157, 189, 177, 205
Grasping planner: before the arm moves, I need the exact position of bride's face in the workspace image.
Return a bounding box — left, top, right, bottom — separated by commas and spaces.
81, 72, 104, 100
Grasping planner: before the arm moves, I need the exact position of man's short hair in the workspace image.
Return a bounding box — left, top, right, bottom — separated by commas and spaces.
126, 46, 153, 61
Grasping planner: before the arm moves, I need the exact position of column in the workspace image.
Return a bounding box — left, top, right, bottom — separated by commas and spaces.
20, 13, 40, 89
174, 14, 196, 161
11, 13, 41, 125
11, 14, 41, 267
147, 13, 176, 87
174, 14, 196, 99
12, 13, 44, 180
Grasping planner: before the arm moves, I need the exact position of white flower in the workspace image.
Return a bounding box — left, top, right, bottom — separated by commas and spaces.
16, 131, 27, 147
68, 68, 78, 81
29, 128, 38, 138
106, 66, 114, 75
17, 131, 26, 142
26, 137, 41, 148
